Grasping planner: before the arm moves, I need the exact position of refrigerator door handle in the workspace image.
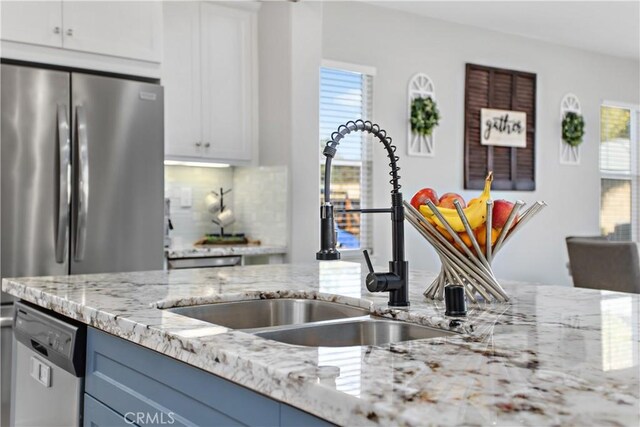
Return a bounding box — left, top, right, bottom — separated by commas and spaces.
0, 315, 12, 328
55, 105, 71, 264
74, 105, 89, 262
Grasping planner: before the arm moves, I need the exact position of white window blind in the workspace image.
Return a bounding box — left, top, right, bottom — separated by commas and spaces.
319, 66, 373, 252
600, 104, 639, 241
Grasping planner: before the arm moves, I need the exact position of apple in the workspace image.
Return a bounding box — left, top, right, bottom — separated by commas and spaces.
410, 188, 439, 210
439, 192, 466, 209
492, 200, 518, 229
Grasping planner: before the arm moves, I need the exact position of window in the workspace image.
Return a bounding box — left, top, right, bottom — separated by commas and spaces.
600, 103, 639, 241
319, 65, 373, 251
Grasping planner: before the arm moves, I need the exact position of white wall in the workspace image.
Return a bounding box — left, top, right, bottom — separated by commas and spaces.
258, 1, 292, 169
318, 2, 640, 286
258, 1, 323, 263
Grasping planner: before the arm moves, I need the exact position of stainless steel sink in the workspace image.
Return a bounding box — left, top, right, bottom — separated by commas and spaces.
255, 318, 455, 347
165, 298, 369, 330
165, 298, 456, 347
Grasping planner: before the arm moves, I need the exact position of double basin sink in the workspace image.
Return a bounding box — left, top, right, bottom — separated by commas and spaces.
165, 299, 454, 347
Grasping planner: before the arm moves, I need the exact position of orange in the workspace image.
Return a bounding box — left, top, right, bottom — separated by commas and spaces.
436, 226, 453, 242
458, 232, 473, 248
475, 224, 499, 246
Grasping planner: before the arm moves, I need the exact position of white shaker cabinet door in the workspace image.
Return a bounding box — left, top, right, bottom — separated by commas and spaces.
199, 2, 255, 162
162, 1, 203, 159
0, 1, 63, 47
61, 1, 162, 62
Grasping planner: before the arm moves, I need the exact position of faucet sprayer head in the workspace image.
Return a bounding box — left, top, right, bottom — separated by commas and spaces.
316, 203, 341, 261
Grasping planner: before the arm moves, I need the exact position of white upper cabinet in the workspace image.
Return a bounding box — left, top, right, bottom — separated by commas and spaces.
163, 1, 258, 164
1, 1, 63, 48
163, 1, 202, 159
0, 1, 161, 63
62, 1, 162, 62
199, 3, 255, 161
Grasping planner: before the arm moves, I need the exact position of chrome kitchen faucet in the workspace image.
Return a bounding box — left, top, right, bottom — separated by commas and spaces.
317, 120, 409, 307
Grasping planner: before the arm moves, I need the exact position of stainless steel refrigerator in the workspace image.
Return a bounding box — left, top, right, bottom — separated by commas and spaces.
0, 63, 164, 426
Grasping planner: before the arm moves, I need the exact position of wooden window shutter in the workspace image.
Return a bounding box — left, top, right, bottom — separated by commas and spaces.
464, 63, 536, 190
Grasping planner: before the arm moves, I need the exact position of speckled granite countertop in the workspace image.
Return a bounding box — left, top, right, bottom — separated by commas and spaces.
165, 244, 287, 259
2, 262, 638, 426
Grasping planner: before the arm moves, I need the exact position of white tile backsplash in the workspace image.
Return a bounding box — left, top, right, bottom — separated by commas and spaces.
233, 166, 288, 247
164, 165, 288, 248
165, 165, 234, 246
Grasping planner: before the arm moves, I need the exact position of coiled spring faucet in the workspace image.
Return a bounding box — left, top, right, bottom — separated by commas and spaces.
316, 120, 409, 307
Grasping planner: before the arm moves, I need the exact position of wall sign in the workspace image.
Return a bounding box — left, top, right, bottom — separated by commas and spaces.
480, 108, 527, 148
464, 63, 537, 191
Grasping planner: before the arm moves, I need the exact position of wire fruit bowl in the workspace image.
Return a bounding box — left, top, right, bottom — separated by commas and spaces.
404, 198, 546, 303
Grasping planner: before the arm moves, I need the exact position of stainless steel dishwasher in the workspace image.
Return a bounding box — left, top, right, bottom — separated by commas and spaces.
11, 301, 86, 426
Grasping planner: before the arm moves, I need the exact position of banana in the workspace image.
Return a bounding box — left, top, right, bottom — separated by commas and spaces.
419, 172, 493, 232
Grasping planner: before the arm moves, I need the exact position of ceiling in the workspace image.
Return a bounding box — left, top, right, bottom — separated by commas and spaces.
367, 1, 640, 60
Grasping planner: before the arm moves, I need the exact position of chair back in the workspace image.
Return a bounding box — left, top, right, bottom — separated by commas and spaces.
566, 236, 640, 294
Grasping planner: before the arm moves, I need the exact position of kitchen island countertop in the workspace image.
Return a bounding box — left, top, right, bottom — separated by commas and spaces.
2, 262, 638, 426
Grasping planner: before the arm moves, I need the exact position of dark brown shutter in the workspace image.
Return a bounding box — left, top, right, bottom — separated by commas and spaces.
464, 63, 536, 190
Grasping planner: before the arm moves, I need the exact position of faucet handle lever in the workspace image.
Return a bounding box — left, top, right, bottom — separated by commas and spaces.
362, 250, 374, 273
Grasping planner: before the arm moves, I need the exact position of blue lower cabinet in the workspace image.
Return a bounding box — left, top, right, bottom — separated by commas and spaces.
85, 328, 333, 427
84, 393, 136, 427
280, 405, 333, 427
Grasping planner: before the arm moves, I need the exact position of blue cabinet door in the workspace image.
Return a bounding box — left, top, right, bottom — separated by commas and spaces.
85, 328, 333, 427
84, 393, 136, 427
86, 328, 279, 426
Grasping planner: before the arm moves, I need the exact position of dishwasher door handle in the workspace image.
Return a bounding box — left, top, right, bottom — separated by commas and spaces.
30, 356, 51, 387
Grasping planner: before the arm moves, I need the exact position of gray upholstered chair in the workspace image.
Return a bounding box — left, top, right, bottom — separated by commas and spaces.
566, 236, 640, 294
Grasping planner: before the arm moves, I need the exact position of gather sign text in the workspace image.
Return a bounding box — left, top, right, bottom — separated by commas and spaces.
480, 108, 527, 148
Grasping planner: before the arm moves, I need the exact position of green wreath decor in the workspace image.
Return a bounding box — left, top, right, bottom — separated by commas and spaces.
562, 111, 585, 147
410, 96, 440, 136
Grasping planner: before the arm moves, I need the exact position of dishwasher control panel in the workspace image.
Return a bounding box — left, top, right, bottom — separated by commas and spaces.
15, 307, 73, 357
13, 301, 86, 376
44, 329, 73, 355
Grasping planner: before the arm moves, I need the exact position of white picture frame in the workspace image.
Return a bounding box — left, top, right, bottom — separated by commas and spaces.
560, 93, 582, 165
407, 73, 436, 157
